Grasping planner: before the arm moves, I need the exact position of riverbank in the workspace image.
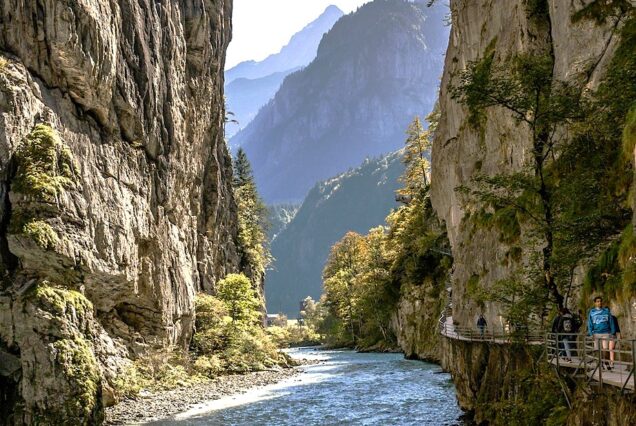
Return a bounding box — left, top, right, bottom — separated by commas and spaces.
105, 367, 303, 424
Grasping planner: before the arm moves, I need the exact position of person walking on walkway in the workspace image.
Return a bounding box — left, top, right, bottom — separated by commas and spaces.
477, 314, 487, 338
587, 296, 616, 370
552, 307, 574, 361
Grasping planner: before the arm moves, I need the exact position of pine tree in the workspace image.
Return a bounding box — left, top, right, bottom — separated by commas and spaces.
398, 115, 433, 198
232, 149, 271, 286
233, 148, 253, 189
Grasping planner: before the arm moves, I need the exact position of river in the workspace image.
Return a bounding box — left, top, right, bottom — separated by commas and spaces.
150, 348, 464, 425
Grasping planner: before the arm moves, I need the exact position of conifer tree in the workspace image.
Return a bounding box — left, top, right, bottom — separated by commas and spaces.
232, 149, 271, 287
233, 148, 253, 189
398, 116, 431, 197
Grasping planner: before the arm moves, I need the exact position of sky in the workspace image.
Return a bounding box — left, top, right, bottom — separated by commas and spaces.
226, 0, 373, 69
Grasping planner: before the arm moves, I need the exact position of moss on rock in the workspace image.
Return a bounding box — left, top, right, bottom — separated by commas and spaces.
21, 220, 59, 250
13, 124, 78, 202
50, 336, 101, 424
31, 282, 93, 317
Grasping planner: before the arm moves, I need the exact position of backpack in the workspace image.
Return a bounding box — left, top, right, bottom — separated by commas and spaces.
561, 314, 573, 333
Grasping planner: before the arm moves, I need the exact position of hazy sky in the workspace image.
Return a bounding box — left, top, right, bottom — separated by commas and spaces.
226, 0, 373, 69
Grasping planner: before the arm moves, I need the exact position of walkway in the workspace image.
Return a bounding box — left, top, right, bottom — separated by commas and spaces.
439, 315, 544, 345
546, 333, 635, 392
439, 314, 635, 393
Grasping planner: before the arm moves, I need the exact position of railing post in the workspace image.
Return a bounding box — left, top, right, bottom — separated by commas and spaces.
632, 340, 635, 393
598, 341, 603, 389
556, 334, 560, 369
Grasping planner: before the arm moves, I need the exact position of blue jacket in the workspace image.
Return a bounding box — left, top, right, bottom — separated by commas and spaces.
587, 307, 615, 335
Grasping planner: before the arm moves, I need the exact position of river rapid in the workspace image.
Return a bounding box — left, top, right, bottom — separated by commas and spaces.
151, 348, 464, 425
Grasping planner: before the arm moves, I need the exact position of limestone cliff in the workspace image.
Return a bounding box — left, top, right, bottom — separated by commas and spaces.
0, 0, 236, 423
424, 0, 636, 423
431, 0, 635, 342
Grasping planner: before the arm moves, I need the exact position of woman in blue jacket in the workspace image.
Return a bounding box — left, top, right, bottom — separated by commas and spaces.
587, 296, 616, 369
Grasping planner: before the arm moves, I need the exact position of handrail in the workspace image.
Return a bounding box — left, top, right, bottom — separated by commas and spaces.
545, 332, 635, 393
439, 315, 544, 344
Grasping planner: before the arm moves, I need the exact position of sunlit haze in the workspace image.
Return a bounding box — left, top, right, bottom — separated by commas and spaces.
226, 0, 373, 69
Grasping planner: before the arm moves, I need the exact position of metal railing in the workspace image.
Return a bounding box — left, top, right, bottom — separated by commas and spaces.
546, 332, 635, 392
439, 315, 544, 344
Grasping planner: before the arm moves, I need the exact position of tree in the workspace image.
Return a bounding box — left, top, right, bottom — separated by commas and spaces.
232, 149, 271, 286
451, 52, 586, 311
398, 116, 432, 197
450, 19, 635, 316
216, 273, 261, 325
233, 148, 253, 188
322, 232, 367, 344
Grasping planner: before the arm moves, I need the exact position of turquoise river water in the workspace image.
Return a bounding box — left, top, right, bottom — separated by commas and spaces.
151, 347, 465, 425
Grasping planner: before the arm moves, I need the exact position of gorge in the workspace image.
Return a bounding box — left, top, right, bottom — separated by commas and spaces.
0, 0, 635, 425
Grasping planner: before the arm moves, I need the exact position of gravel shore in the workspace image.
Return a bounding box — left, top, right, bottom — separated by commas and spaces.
104, 367, 302, 425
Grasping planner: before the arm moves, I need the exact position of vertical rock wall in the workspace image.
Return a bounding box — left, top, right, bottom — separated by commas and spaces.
430, 0, 634, 335
428, 0, 636, 423
0, 0, 237, 423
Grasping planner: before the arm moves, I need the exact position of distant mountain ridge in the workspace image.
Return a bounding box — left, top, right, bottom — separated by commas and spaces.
225, 5, 343, 139
225, 5, 344, 83
265, 151, 404, 316
234, 0, 449, 203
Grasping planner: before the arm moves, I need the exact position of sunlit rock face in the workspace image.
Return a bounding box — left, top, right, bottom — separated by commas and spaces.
430, 0, 635, 421
430, 0, 632, 333
0, 0, 237, 422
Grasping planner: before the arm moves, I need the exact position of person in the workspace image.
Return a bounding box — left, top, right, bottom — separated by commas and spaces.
608, 315, 621, 369
552, 307, 574, 361
477, 314, 487, 338
587, 296, 616, 370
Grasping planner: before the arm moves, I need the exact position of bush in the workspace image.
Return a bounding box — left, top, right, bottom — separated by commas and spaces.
191, 293, 231, 354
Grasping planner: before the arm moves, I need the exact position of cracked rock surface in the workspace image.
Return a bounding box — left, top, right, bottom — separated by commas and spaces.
0, 0, 237, 423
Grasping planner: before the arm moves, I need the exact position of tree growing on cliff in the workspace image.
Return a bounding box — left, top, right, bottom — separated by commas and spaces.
451, 26, 635, 314
399, 116, 431, 197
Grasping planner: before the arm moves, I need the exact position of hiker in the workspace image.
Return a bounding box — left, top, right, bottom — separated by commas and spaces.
587, 296, 616, 370
552, 307, 575, 361
477, 314, 487, 338
609, 315, 621, 367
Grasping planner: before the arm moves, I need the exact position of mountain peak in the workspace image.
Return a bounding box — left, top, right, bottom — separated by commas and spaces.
323, 5, 344, 16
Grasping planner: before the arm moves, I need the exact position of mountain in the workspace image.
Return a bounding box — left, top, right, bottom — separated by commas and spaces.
225, 69, 300, 140
268, 203, 301, 241
225, 5, 344, 84
266, 151, 404, 316
224, 6, 344, 139
233, 0, 449, 203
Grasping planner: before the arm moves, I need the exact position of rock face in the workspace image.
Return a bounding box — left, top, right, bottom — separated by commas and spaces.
391, 281, 444, 362
427, 0, 636, 422
430, 0, 635, 338
0, 0, 236, 423
233, 0, 449, 203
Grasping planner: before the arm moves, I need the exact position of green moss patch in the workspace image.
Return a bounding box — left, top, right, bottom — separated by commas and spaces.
623, 104, 636, 162
51, 337, 101, 424
21, 220, 59, 250
13, 124, 78, 202
31, 282, 93, 316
